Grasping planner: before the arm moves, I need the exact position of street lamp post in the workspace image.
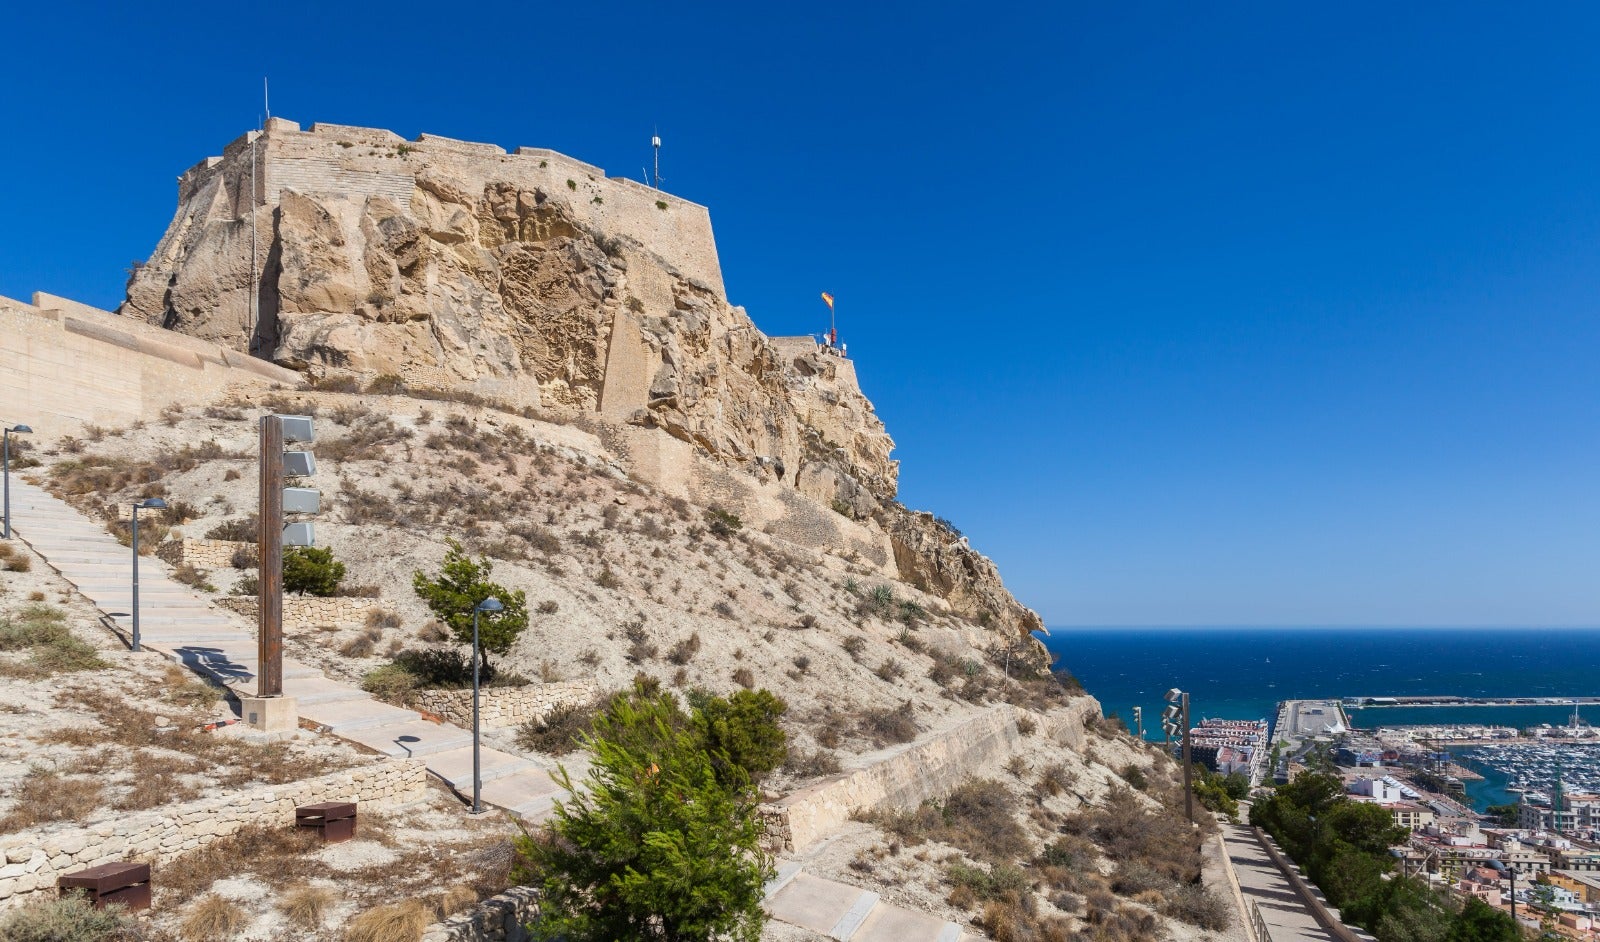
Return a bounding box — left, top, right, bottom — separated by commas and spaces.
3, 425, 32, 540
471, 597, 504, 814
130, 498, 167, 652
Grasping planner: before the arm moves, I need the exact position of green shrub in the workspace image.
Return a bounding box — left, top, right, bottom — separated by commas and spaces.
0, 892, 130, 941
692, 688, 788, 787
947, 861, 1030, 902
705, 507, 742, 537
515, 699, 602, 756
361, 662, 419, 704
283, 546, 345, 597
513, 683, 772, 941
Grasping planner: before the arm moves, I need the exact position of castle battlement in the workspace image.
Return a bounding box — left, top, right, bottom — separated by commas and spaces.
171, 118, 723, 296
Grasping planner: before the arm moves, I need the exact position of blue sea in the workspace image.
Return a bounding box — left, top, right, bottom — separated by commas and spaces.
1037, 627, 1600, 809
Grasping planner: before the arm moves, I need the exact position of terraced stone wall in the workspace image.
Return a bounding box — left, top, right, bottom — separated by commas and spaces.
0, 759, 426, 909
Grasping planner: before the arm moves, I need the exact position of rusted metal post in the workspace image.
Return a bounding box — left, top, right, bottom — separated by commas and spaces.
258, 415, 283, 697
1182, 692, 1193, 823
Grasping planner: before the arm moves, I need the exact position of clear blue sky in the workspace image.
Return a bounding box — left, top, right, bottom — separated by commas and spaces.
4, 3, 1598, 627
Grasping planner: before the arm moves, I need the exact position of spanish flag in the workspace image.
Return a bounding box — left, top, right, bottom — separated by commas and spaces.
821, 292, 835, 310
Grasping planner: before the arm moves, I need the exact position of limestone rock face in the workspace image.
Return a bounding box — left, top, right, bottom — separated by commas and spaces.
118, 121, 1043, 637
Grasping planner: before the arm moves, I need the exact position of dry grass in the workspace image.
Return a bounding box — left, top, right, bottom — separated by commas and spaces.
436, 883, 479, 917
345, 898, 432, 942
858, 700, 919, 746
159, 825, 324, 903
0, 769, 103, 832
283, 885, 336, 929
0, 604, 108, 675
180, 893, 246, 941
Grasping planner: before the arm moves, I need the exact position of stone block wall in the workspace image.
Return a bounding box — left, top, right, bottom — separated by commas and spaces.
762, 698, 1100, 853
0, 294, 300, 439
0, 759, 426, 908
217, 595, 381, 629
158, 538, 252, 570
422, 886, 541, 942
413, 681, 598, 730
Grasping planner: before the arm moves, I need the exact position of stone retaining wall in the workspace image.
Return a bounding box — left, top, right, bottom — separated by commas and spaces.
761, 697, 1100, 854
218, 595, 381, 629
0, 759, 427, 908
413, 681, 599, 730
158, 538, 252, 570
422, 886, 541, 942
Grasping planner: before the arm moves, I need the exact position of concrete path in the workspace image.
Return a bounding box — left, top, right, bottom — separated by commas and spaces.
1219, 822, 1336, 942
763, 862, 976, 942
6, 478, 566, 822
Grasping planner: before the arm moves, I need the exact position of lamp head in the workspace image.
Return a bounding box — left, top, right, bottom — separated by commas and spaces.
6, 425, 31, 435
476, 597, 504, 613
136, 498, 168, 510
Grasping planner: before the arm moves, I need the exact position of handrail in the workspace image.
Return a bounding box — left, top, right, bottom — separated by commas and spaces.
1252, 826, 1369, 942
1252, 900, 1274, 942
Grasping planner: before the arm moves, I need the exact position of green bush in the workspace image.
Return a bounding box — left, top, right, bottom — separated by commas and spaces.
947, 861, 1029, 901
514, 683, 772, 940
704, 507, 742, 537
0, 891, 130, 941
361, 662, 419, 704
412, 539, 528, 670
692, 688, 788, 787
283, 546, 345, 597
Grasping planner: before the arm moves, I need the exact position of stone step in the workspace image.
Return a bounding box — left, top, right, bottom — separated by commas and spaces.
425, 745, 541, 788
281, 675, 370, 706
298, 697, 421, 733
340, 719, 475, 758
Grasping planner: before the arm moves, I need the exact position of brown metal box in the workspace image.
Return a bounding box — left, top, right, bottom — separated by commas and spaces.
322, 815, 357, 843
296, 801, 358, 843
58, 862, 151, 911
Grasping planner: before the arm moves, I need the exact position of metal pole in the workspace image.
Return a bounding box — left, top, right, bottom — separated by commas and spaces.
250, 134, 257, 344
131, 507, 141, 652
258, 416, 284, 697
472, 607, 482, 814
2, 431, 9, 541
1182, 692, 1193, 823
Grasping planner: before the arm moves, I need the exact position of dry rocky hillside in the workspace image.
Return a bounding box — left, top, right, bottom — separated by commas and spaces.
0, 122, 1245, 940
17, 390, 1245, 942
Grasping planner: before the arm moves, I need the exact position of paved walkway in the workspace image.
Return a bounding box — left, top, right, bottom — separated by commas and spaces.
763, 861, 976, 942
1219, 822, 1337, 942
7, 478, 566, 821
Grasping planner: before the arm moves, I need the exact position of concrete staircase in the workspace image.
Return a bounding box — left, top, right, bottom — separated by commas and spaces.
763, 861, 977, 941
5, 478, 566, 822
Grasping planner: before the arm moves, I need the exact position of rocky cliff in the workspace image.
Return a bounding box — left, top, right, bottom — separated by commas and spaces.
118, 119, 1042, 639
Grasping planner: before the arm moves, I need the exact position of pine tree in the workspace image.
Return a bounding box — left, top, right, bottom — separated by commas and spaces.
411, 539, 528, 669
515, 684, 774, 941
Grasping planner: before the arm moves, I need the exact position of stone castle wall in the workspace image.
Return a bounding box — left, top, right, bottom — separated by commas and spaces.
175, 119, 725, 300
0, 759, 426, 909
0, 294, 300, 439
761, 698, 1099, 853
412, 681, 599, 731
